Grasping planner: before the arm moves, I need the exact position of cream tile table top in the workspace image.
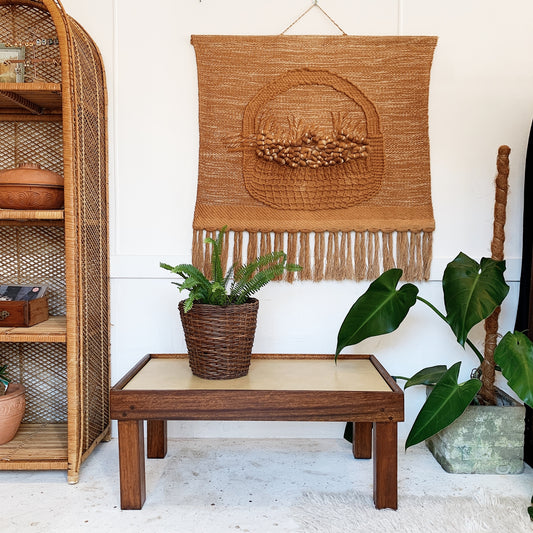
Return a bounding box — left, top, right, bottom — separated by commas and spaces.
123, 356, 392, 392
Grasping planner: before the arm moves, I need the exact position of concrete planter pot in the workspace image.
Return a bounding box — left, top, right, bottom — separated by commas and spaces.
425, 387, 525, 474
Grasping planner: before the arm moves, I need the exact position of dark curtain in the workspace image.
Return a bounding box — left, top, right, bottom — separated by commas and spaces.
515, 120, 533, 466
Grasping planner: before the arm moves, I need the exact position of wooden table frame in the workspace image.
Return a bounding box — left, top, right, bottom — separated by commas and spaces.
110, 354, 404, 510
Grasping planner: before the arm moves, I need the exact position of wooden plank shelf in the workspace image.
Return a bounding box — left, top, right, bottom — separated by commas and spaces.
0, 209, 65, 220
0, 423, 67, 469
0, 316, 67, 342
0, 83, 62, 115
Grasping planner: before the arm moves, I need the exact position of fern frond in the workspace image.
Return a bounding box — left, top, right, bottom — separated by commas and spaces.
160, 262, 176, 272
206, 226, 227, 284
161, 262, 212, 301
179, 276, 202, 292
208, 282, 229, 305
234, 251, 287, 283
183, 292, 203, 313
231, 265, 287, 304
232, 252, 291, 298
223, 263, 236, 290
161, 262, 207, 281
286, 263, 302, 272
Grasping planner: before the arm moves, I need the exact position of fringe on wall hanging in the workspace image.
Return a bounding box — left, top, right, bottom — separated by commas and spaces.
191, 35, 438, 281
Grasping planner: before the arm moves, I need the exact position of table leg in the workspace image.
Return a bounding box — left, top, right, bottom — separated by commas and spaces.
373, 422, 398, 510
147, 420, 167, 458
118, 420, 146, 510
352, 422, 372, 459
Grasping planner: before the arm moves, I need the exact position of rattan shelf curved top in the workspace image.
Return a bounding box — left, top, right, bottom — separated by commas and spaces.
0, 0, 110, 483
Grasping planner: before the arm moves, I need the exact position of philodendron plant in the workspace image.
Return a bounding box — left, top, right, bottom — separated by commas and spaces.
335, 252, 533, 449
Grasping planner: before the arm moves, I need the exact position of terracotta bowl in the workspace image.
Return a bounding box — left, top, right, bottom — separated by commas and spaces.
0, 163, 64, 210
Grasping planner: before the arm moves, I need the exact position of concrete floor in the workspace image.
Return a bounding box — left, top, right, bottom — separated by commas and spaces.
2, 437, 532, 532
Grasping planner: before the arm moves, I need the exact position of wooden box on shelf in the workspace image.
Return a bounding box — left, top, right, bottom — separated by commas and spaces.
0, 297, 48, 327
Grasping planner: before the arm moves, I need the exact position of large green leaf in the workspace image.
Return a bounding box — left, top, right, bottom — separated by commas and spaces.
494, 331, 533, 409
335, 269, 418, 357
405, 362, 481, 449
404, 365, 448, 388
443, 253, 509, 346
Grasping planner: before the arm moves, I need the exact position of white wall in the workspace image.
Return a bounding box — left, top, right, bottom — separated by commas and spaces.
61, 0, 533, 440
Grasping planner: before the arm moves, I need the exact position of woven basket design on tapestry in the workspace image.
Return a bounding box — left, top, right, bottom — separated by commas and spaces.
179, 299, 259, 380
241, 69, 384, 210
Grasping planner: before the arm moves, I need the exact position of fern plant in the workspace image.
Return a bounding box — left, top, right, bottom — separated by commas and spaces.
160, 226, 302, 312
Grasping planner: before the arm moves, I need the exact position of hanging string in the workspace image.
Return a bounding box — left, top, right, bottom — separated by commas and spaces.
280, 0, 347, 35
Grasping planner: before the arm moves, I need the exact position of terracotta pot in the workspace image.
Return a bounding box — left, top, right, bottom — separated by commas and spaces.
0, 163, 64, 209
0, 382, 25, 445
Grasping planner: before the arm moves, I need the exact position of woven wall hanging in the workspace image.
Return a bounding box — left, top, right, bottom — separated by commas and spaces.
191, 35, 438, 281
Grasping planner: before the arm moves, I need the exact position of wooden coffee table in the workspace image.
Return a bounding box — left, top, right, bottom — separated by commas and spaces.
110, 354, 404, 510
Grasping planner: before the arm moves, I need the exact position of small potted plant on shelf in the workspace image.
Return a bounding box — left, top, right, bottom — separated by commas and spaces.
0, 364, 25, 445
161, 226, 302, 380
335, 252, 533, 473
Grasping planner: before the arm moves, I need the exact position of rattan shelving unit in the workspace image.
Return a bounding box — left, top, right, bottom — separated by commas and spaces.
0, 0, 110, 483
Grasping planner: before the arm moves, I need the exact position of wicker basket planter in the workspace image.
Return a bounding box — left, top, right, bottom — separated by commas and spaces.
179, 299, 259, 380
